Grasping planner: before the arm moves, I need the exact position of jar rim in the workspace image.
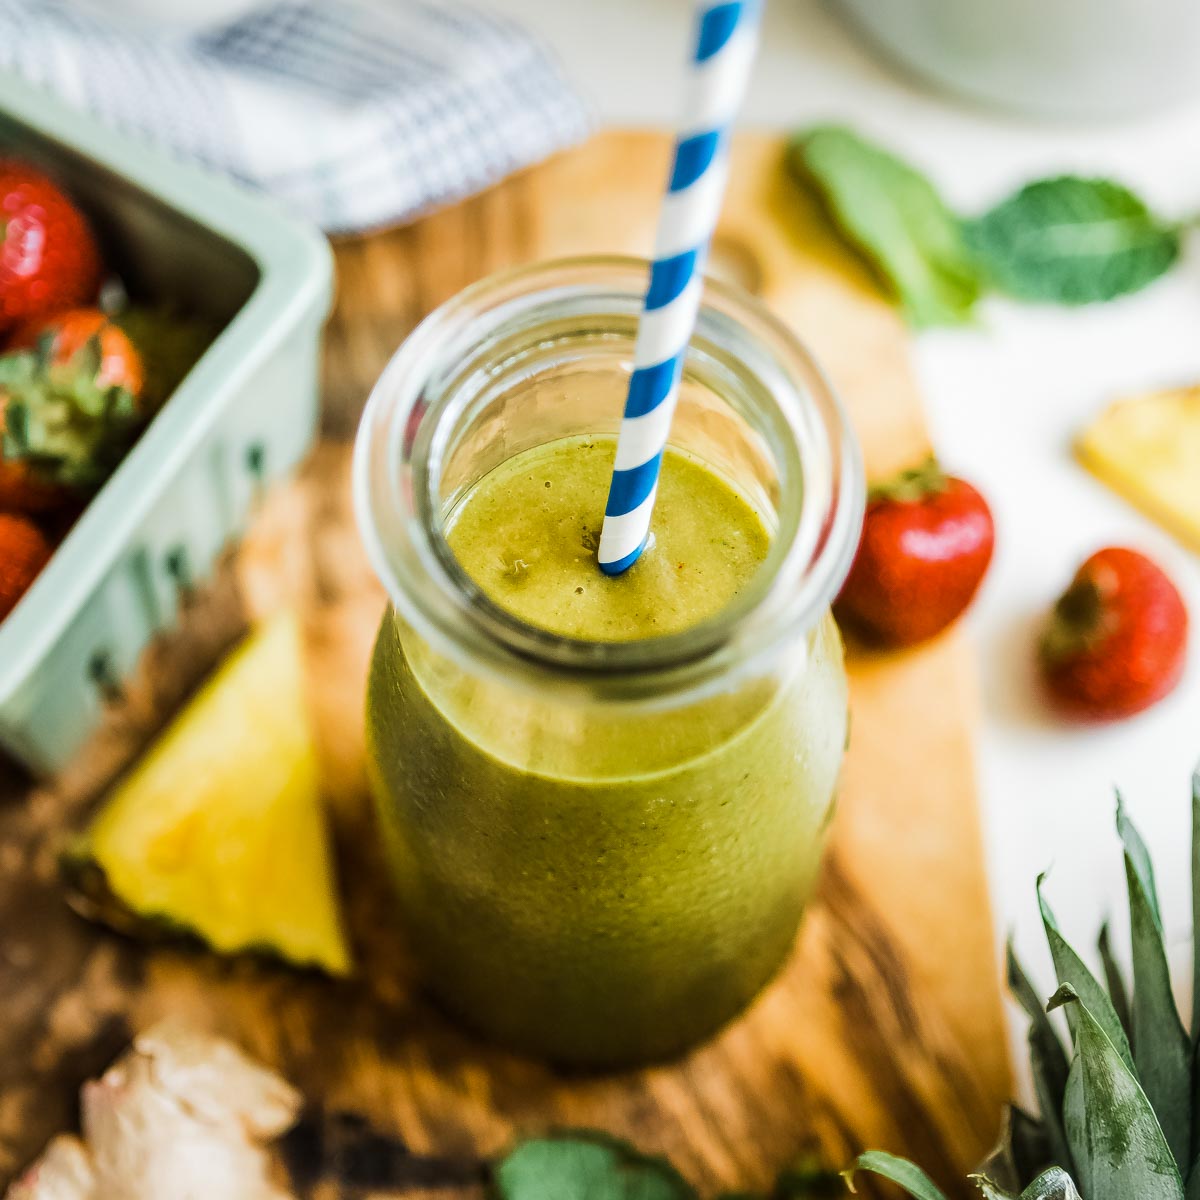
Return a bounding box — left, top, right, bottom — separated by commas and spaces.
353, 255, 864, 704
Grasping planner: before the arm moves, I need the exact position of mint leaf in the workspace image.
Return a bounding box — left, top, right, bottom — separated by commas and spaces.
790, 125, 982, 328
964, 177, 1179, 304
492, 1134, 697, 1200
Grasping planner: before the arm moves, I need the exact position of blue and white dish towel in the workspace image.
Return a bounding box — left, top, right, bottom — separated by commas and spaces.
0, 0, 590, 233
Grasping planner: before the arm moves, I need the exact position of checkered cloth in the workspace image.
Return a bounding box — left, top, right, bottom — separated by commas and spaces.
0, 0, 589, 233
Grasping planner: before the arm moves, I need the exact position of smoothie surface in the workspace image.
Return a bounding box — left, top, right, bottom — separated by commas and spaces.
444, 437, 770, 641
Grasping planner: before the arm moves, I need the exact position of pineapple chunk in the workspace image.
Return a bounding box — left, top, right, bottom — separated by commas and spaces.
1077, 384, 1200, 552
80, 613, 350, 975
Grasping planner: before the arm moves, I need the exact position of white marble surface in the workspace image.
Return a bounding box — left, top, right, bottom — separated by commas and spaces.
494, 0, 1200, 1048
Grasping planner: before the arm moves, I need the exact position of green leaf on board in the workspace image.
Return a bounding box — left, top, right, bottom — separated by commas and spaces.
1119, 806, 1191, 1170
1048, 985, 1185, 1200
1006, 942, 1072, 1172
964, 176, 1180, 305
842, 1151, 949, 1200
790, 125, 982, 328
1038, 875, 1134, 1072
1097, 923, 1134, 1047
490, 1134, 697, 1200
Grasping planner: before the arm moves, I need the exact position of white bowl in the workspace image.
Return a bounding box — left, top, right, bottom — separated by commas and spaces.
836, 0, 1200, 119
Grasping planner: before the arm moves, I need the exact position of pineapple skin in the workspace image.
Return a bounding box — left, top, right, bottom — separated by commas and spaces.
82, 613, 351, 976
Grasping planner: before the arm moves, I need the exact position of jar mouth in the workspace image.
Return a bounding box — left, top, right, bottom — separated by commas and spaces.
353, 256, 864, 704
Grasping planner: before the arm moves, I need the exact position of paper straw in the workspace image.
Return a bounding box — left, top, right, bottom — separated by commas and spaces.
597, 1, 762, 576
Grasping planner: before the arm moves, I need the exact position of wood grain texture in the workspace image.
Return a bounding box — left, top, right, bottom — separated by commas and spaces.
0, 132, 1010, 1197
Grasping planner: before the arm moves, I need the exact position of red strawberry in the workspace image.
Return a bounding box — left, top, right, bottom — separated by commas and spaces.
0, 511, 51, 620
1040, 547, 1188, 720
9, 308, 144, 394
0, 457, 71, 515
835, 459, 995, 647
0, 307, 146, 498
0, 162, 102, 332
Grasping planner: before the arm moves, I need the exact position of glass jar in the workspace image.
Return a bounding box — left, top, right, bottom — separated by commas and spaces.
353, 257, 863, 1067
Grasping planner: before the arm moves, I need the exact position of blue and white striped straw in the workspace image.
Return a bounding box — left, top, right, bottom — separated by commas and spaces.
597, 1, 762, 576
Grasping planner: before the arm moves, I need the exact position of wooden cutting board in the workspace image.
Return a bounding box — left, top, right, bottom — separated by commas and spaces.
0, 133, 1010, 1197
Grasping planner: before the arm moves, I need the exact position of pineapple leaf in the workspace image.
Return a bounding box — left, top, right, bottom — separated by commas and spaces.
1019, 1168, 1082, 1199
1191, 767, 1200, 1045
1006, 944, 1073, 1175
1097, 922, 1133, 1046
842, 1152, 949, 1200
1120, 806, 1191, 1170
1038, 875, 1134, 1072
1061, 1057, 1088, 1198
1048, 984, 1185, 1200
969, 1176, 1019, 1199
970, 1168, 1082, 1200
981, 1106, 1059, 1192
1118, 793, 1164, 930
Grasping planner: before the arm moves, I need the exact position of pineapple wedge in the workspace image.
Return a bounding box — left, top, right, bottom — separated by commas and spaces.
1077, 384, 1200, 552
78, 613, 351, 975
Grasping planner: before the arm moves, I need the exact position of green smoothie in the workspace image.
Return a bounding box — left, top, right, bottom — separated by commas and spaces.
367, 437, 847, 1065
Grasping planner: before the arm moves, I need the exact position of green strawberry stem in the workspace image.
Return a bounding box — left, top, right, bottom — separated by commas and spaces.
868, 457, 948, 504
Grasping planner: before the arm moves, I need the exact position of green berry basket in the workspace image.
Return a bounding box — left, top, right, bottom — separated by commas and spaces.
0, 73, 334, 774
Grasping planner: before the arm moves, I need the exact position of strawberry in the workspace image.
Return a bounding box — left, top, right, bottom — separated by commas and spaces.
0, 511, 51, 620
835, 459, 995, 647
1040, 546, 1188, 720
0, 457, 71, 515
0, 162, 102, 332
0, 307, 145, 497
9, 308, 144, 393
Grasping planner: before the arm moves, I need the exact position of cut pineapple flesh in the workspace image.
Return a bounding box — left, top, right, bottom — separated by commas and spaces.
82, 612, 351, 975
1077, 384, 1200, 552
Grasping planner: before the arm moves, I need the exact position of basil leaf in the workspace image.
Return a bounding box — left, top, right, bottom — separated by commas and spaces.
790, 125, 982, 328
965, 177, 1179, 305
1048, 985, 1185, 1200
491, 1134, 696, 1200
1118, 801, 1191, 1170
842, 1151, 950, 1200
